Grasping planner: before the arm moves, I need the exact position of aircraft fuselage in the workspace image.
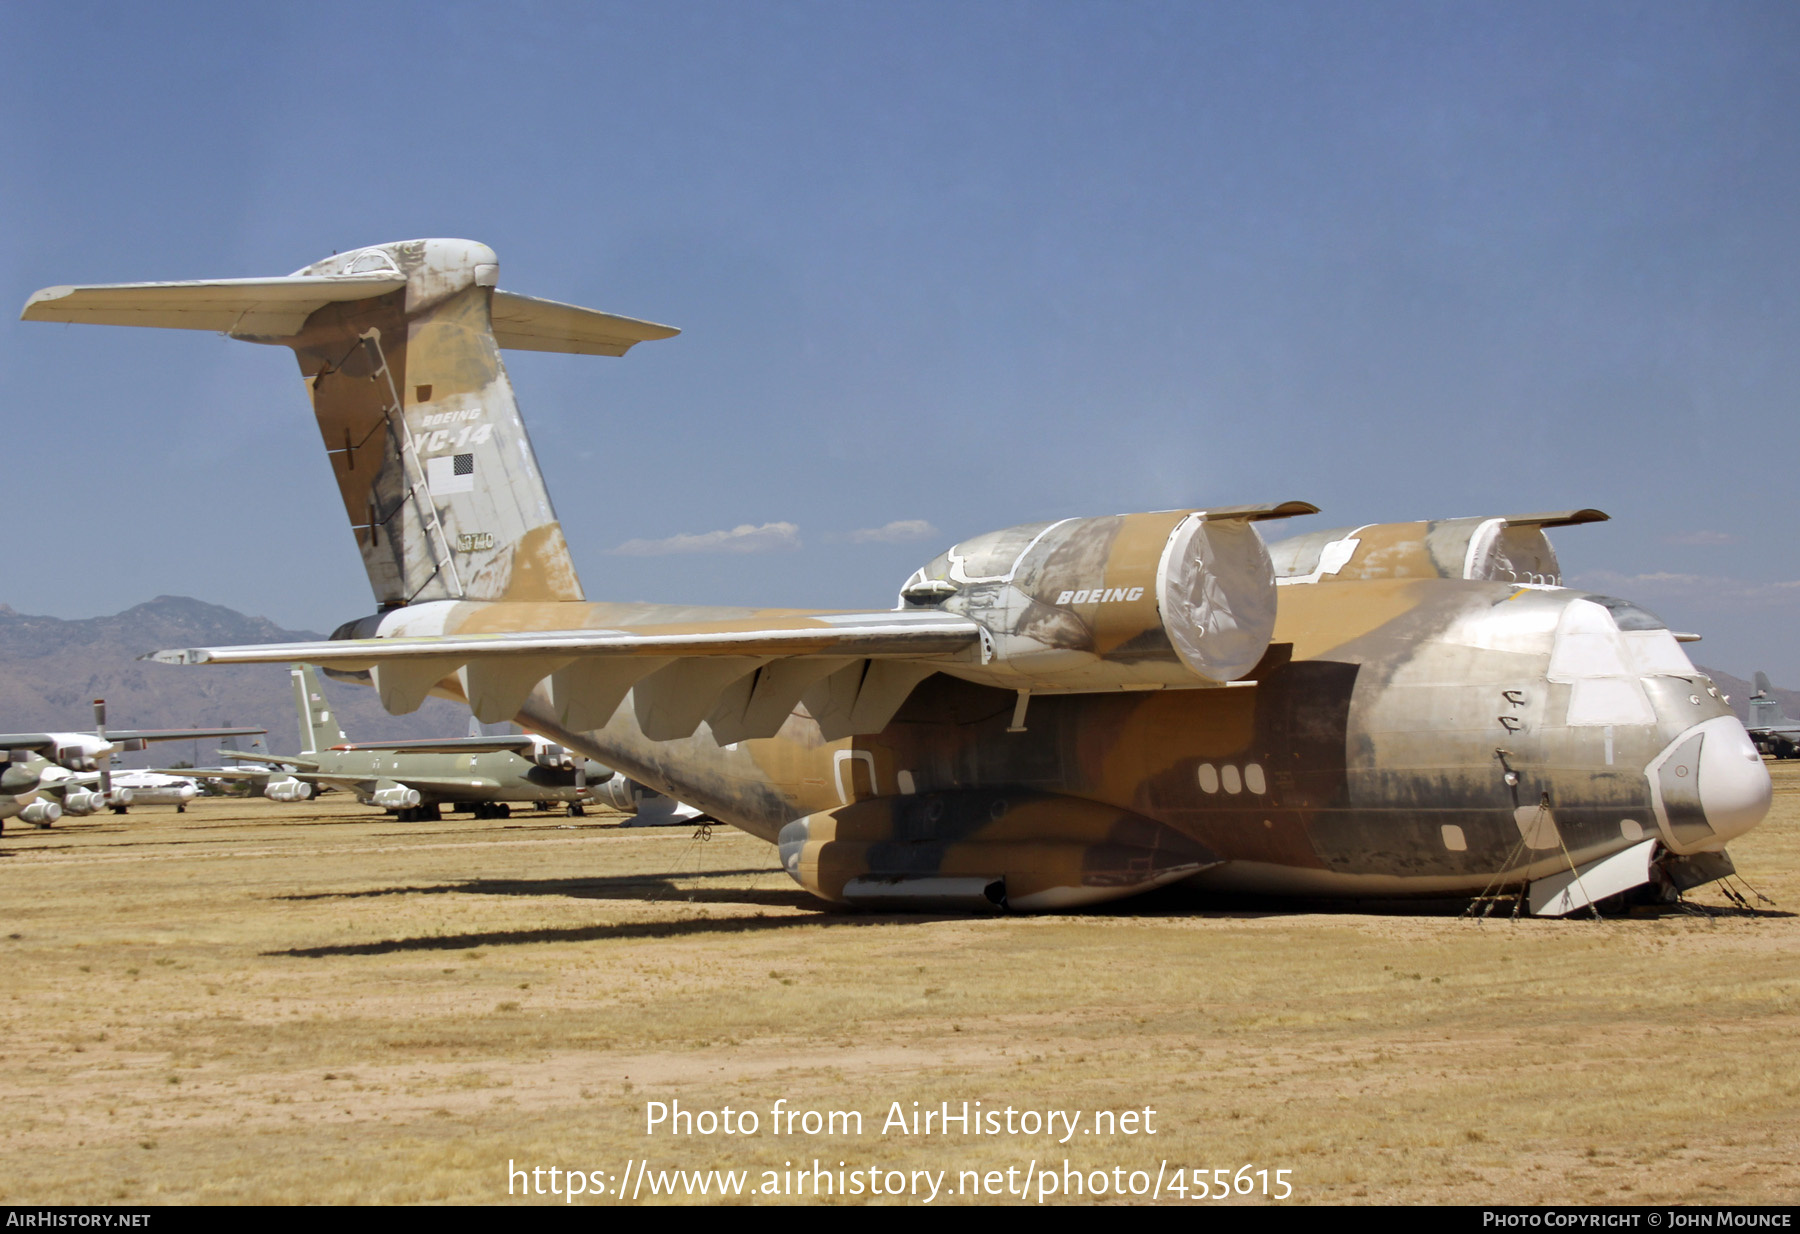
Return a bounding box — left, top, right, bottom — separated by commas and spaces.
340, 575, 1767, 908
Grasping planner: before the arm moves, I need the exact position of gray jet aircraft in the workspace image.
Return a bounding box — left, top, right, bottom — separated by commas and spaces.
188, 665, 615, 820
1745, 672, 1799, 758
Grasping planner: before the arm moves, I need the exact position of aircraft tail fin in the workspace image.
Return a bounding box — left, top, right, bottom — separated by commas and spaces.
292, 665, 349, 754
1747, 670, 1795, 732
24, 239, 678, 610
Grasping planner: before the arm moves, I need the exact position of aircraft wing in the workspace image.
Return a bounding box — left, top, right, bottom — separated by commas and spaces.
326, 736, 542, 755
153, 766, 268, 781
0, 734, 83, 752
150, 610, 984, 741
97, 726, 265, 746
0, 727, 264, 752
295, 772, 511, 798
363, 775, 509, 792
217, 750, 321, 770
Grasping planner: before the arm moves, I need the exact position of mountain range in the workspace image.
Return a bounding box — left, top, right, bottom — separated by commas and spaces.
0, 596, 469, 761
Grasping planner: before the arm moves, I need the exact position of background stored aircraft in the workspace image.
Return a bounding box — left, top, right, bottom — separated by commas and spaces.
1746, 672, 1800, 759
0, 702, 262, 820
193, 665, 620, 820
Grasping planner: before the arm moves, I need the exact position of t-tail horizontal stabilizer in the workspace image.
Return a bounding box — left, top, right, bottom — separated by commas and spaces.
24, 240, 678, 610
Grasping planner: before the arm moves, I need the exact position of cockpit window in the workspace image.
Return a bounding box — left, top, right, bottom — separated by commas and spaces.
1584, 595, 1669, 632
346, 250, 400, 275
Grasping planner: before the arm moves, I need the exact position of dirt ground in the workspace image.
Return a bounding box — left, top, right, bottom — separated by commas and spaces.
2, 769, 1797, 1206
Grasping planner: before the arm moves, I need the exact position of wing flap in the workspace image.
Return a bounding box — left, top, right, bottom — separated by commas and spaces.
460, 657, 569, 725
706, 657, 852, 744
634, 657, 769, 742
805, 660, 937, 741
549, 657, 672, 732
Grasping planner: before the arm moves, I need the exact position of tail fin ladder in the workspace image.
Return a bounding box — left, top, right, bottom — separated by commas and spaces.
292, 665, 348, 754
23, 239, 677, 609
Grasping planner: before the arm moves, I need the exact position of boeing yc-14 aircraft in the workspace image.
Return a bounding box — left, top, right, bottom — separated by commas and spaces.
22, 239, 1771, 914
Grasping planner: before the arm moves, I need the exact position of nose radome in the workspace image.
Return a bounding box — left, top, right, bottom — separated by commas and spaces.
1698, 715, 1772, 842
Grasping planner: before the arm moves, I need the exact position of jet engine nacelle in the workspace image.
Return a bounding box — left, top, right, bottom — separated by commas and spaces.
371, 786, 422, 809
900, 506, 1302, 691
264, 778, 314, 802
1267, 509, 1608, 587
20, 799, 62, 826
592, 775, 647, 812
60, 788, 106, 816
531, 741, 576, 770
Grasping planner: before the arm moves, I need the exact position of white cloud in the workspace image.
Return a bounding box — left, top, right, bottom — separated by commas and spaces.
609, 522, 802, 556
843, 519, 940, 545
1571, 569, 1800, 606
1662, 531, 1737, 546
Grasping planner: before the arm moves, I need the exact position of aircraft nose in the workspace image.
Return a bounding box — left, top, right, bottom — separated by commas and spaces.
1698, 717, 1771, 842
1648, 715, 1770, 852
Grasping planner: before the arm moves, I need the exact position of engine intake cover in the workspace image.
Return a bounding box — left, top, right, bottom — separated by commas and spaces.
902, 508, 1281, 690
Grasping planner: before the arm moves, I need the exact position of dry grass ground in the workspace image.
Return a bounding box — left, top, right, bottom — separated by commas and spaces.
2, 770, 1797, 1206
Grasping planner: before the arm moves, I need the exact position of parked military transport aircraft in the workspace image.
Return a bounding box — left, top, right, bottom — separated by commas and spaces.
1745, 672, 1799, 759
0, 703, 263, 820
188, 665, 616, 820
0, 751, 64, 829
24, 239, 1772, 914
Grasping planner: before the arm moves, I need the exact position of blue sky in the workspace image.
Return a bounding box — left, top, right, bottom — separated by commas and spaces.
5, 1, 1798, 678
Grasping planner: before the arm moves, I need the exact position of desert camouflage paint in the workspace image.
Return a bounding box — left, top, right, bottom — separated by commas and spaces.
26, 240, 1769, 913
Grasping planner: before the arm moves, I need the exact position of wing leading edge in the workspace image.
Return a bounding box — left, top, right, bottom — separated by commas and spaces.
150, 610, 986, 742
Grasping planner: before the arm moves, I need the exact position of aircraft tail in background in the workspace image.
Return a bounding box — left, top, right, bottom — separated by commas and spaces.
1744, 670, 1800, 759
1749, 671, 1794, 726
292, 665, 349, 754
